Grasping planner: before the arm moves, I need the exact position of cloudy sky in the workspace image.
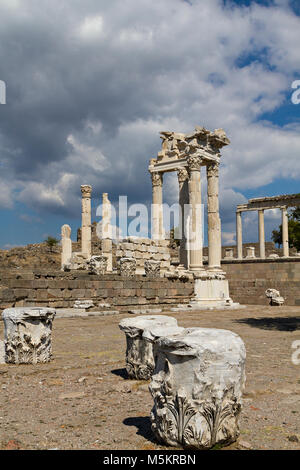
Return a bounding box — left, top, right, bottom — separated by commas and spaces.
0, 0, 300, 248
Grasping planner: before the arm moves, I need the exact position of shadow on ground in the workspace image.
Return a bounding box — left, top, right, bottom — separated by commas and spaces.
235, 316, 300, 332
111, 368, 129, 379
123, 416, 157, 444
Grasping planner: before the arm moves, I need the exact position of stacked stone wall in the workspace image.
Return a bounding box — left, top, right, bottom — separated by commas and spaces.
222, 258, 300, 306
0, 269, 193, 311
115, 238, 171, 274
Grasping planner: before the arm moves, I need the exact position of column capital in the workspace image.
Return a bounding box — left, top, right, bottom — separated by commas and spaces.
206, 161, 220, 177
177, 168, 189, 183
151, 171, 163, 187
81, 185, 92, 198
187, 155, 202, 172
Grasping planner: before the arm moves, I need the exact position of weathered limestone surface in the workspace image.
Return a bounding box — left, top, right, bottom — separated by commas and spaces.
150, 327, 246, 449
74, 300, 94, 309
61, 224, 72, 270
0, 340, 5, 364
188, 271, 235, 309
119, 315, 178, 380
144, 260, 161, 278
116, 238, 171, 275
246, 247, 255, 259
64, 252, 88, 271
2, 307, 56, 364
119, 257, 136, 277
88, 255, 107, 275
101, 193, 113, 271
265, 288, 284, 306
224, 248, 234, 259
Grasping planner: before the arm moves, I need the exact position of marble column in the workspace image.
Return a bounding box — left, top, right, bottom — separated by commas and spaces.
207, 162, 221, 271
102, 192, 113, 271
236, 211, 243, 259
282, 206, 289, 257
258, 209, 265, 259
81, 185, 92, 259
61, 224, 72, 270
187, 155, 204, 271
151, 172, 164, 240
177, 168, 189, 268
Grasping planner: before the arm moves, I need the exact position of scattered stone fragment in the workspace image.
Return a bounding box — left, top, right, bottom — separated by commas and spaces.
74, 300, 94, 309
238, 440, 253, 450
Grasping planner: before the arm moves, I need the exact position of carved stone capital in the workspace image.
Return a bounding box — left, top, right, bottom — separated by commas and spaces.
177, 168, 189, 183
81, 185, 92, 198
206, 162, 220, 178
149, 328, 246, 449
151, 172, 163, 187
119, 315, 178, 380
187, 155, 202, 172
2, 307, 56, 364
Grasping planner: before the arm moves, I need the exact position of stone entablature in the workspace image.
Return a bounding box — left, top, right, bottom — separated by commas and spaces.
237, 193, 300, 212
149, 127, 230, 173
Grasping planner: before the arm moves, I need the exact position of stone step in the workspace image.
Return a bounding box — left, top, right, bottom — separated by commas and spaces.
55, 308, 120, 318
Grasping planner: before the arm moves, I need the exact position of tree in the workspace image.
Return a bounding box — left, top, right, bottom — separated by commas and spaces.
44, 236, 59, 251
271, 207, 300, 251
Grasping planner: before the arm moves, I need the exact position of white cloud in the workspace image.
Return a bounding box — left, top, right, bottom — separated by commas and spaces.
78, 15, 104, 40
0, 0, 299, 238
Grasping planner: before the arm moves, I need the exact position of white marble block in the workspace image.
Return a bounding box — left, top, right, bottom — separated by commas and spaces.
88, 255, 108, 275
246, 246, 256, 258
144, 260, 161, 278
265, 288, 284, 306
119, 257, 136, 277
119, 315, 178, 380
2, 307, 56, 364
149, 327, 246, 449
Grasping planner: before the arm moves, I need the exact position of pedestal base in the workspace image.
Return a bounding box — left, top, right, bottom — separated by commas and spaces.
180, 271, 241, 310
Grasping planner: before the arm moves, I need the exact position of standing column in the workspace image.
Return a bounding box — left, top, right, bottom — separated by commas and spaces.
258, 209, 265, 259
177, 168, 189, 268
236, 211, 243, 259
151, 172, 164, 240
282, 206, 289, 257
81, 185, 92, 258
61, 224, 72, 270
102, 192, 113, 271
187, 155, 204, 271
207, 162, 222, 270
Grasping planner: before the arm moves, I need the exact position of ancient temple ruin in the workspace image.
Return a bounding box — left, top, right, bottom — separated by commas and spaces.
236, 193, 300, 259
149, 126, 236, 308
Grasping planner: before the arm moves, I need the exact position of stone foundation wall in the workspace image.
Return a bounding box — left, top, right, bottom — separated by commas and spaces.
0, 269, 193, 311
222, 258, 300, 306
115, 238, 171, 274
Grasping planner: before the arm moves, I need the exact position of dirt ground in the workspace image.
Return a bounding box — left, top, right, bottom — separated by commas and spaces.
0, 305, 300, 451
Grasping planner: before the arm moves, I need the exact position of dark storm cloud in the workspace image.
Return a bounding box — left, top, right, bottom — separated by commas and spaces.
0, 0, 299, 247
